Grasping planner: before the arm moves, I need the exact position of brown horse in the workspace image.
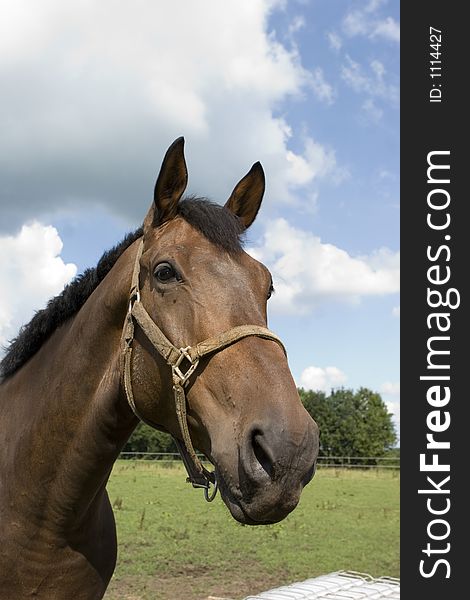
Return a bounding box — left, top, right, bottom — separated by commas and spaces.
0, 138, 319, 599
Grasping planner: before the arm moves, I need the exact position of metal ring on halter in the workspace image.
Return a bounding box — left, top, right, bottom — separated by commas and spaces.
172, 347, 200, 386
204, 477, 218, 502
128, 290, 140, 313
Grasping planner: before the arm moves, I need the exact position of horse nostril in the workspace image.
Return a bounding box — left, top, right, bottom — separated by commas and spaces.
252, 430, 275, 479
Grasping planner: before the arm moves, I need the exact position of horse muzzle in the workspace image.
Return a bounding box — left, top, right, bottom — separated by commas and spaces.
213, 417, 319, 525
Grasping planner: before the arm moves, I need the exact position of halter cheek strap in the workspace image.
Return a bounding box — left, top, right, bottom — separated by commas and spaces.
121, 239, 286, 501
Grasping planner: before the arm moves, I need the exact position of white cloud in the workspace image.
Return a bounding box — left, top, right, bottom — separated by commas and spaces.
327, 31, 342, 52
299, 365, 347, 392
392, 305, 400, 318
381, 380, 400, 431
364, 0, 387, 13
380, 381, 400, 396
362, 98, 383, 123
309, 67, 335, 105
291, 137, 339, 182
249, 218, 399, 314
378, 168, 395, 180
0, 223, 76, 349
0, 0, 331, 229
287, 15, 306, 38
385, 399, 400, 431
342, 56, 374, 93
342, 1, 399, 44
341, 56, 390, 97
370, 59, 386, 79
343, 11, 368, 37
341, 55, 398, 120
371, 16, 400, 43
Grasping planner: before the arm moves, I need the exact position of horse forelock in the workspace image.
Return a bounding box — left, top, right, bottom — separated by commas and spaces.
177, 197, 245, 254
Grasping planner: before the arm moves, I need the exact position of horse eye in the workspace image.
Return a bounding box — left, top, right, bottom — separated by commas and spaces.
154, 263, 177, 283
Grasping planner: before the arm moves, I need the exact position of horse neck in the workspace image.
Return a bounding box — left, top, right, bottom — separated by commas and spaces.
2, 241, 140, 529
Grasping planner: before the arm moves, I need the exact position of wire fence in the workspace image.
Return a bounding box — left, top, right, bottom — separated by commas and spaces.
118, 452, 400, 470
316, 455, 400, 469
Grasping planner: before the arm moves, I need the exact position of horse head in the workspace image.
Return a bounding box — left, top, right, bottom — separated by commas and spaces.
126, 138, 319, 525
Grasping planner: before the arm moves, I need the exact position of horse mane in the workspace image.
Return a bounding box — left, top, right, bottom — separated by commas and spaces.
0, 198, 244, 380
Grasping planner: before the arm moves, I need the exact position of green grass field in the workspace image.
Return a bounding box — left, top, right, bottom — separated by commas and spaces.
104, 461, 399, 600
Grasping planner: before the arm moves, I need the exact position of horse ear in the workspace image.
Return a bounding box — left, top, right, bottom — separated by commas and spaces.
225, 162, 265, 229
144, 137, 188, 231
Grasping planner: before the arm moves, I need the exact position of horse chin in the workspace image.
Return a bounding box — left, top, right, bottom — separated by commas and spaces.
221, 496, 262, 526
215, 468, 296, 526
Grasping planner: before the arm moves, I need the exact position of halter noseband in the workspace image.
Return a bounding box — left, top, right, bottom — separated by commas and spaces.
121, 239, 286, 501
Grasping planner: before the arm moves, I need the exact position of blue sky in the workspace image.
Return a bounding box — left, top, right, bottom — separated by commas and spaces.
0, 1, 400, 432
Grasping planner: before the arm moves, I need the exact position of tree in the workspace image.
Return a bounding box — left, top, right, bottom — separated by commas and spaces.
123, 387, 397, 464
122, 423, 178, 456
299, 387, 396, 462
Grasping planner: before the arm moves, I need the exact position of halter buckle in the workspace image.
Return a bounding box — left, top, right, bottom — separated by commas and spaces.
172, 346, 199, 386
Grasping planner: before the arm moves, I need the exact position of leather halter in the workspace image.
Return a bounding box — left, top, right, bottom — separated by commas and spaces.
121, 239, 286, 501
